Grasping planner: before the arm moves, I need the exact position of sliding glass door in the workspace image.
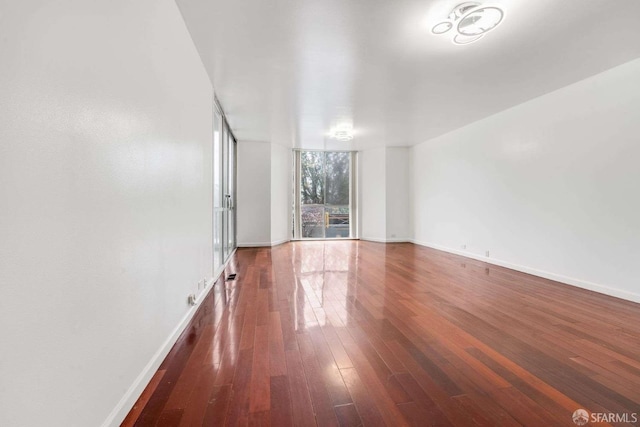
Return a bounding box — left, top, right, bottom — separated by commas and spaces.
223, 128, 236, 260
213, 111, 223, 270
294, 151, 356, 239
213, 103, 236, 273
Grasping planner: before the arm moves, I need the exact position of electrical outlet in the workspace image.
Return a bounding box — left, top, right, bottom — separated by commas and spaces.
462, 244, 467, 250
485, 250, 490, 257
188, 294, 197, 306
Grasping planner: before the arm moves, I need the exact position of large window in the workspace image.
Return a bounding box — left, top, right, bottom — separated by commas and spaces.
293, 150, 356, 239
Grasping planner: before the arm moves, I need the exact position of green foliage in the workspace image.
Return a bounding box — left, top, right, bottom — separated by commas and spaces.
300, 151, 349, 205
301, 152, 325, 204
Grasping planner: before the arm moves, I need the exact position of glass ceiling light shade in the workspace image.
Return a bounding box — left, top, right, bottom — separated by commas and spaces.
457, 7, 503, 36
453, 34, 484, 45
431, 21, 453, 34
329, 123, 354, 141
431, 2, 504, 45
448, 2, 480, 20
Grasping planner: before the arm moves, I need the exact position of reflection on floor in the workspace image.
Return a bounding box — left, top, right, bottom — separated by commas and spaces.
123, 241, 640, 426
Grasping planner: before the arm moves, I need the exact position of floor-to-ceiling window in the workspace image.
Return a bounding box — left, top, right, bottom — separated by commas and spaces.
293, 150, 356, 239
213, 101, 237, 273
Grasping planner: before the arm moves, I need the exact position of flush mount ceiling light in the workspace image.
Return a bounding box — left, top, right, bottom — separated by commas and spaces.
329, 123, 354, 141
431, 2, 504, 45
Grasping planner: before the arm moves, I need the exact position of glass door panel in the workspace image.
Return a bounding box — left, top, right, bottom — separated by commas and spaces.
300, 151, 325, 238
213, 110, 223, 271
324, 152, 350, 238
228, 138, 236, 251
325, 206, 349, 238
222, 124, 236, 261
222, 125, 229, 261
301, 205, 325, 238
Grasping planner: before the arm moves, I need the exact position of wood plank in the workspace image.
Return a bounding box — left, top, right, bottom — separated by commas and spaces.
340, 367, 386, 426
297, 332, 340, 427
270, 375, 294, 427
333, 403, 363, 427
250, 324, 271, 413
177, 363, 217, 426
164, 324, 215, 410
224, 348, 254, 426
155, 408, 183, 426
307, 327, 354, 406
285, 349, 316, 427
202, 384, 231, 426
269, 311, 287, 377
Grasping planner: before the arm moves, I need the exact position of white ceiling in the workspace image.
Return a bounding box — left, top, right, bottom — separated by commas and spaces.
176, 0, 640, 149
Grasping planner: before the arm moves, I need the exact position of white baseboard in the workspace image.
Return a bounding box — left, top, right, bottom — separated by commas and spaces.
270, 238, 290, 247
102, 253, 236, 427
101, 285, 210, 426
238, 241, 272, 247
411, 239, 640, 304
238, 239, 291, 248
359, 237, 386, 243
360, 237, 411, 243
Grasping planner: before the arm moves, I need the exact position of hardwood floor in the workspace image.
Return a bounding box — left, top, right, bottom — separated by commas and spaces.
123, 241, 640, 426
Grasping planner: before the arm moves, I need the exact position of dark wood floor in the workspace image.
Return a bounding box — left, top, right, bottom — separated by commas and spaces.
123, 241, 640, 426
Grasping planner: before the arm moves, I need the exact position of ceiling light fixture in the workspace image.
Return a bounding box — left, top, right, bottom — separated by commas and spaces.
329, 123, 354, 141
431, 2, 504, 45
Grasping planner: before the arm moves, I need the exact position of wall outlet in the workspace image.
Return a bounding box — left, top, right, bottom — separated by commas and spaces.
187, 294, 197, 306
462, 244, 467, 250
485, 250, 490, 257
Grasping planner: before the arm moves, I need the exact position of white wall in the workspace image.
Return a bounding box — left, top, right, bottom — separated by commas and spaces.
237, 141, 291, 246
360, 148, 387, 241
0, 1, 214, 426
360, 147, 411, 242
271, 144, 292, 245
412, 58, 640, 303
385, 147, 411, 241
237, 141, 272, 246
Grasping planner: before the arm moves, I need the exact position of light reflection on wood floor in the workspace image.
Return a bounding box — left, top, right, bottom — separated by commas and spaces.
124, 241, 640, 426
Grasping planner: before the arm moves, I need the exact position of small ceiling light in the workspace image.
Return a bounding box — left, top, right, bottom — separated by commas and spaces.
431, 2, 504, 45
329, 123, 354, 141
